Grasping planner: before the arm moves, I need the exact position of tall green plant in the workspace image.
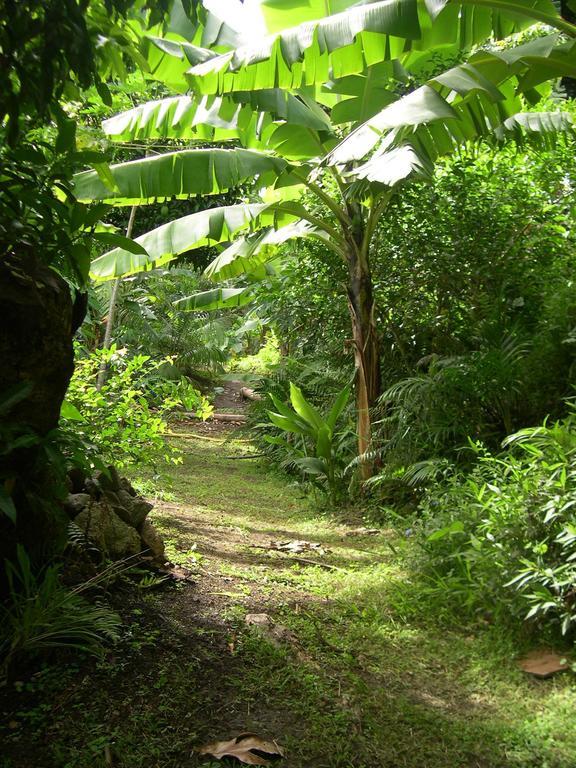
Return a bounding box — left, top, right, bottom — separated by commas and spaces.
266, 382, 351, 496
76, 0, 576, 478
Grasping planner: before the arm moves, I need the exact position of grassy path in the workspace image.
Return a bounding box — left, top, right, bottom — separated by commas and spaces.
2, 428, 575, 767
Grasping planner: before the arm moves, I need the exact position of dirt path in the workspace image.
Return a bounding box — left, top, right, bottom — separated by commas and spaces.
2, 427, 575, 768
213, 380, 247, 413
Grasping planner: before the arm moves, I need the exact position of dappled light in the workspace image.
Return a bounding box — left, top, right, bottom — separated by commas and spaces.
2, 1, 576, 766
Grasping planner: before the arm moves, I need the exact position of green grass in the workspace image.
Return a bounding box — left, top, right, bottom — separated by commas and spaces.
2, 430, 575, 768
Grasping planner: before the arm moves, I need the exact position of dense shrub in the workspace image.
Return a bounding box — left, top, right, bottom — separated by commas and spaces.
410, 413, 576, 638
61, 347, 189, 470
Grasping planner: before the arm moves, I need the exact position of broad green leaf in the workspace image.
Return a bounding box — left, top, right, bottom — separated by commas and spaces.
269, 392, 303, 421
353, 145, 434, 186
316, 425, 332, 461
96, 80, 113, 107
259, 0, 360, 34
92, 232, 149, 256
55, 114, 77, 154
427, 520, 465, 541
328, 36, 576, 176
101, 91, 333, 160
90, 203, 299, 280
514, 40, 576, 92
70, 243, 92, 285
143, 36, 214, 91
328, 85, 457, 164
326, 384, 351, 432
267, 410, 313, 437
103, 90, 332, 142
174, 286, 254, 311
201, 0, 263, 48
268, 393, 315, 434
93, 163, 120, 194
497, 111, 574, 140
289, 382, 324, 431
60, 400, 85, 422
205, 220, 330, 281
186, 0, 568, 96
188, 0, 421, 94
74, 148, 288, 206
295, 456, 328, 475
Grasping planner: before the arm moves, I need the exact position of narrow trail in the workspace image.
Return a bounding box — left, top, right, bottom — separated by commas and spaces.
137, 422, 574, 768
3, 415, 575, 768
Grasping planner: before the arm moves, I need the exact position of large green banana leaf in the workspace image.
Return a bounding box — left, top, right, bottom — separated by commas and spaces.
74, 148, 288, 205
259, 1, 361, 35
326, 60, 409, 126
103, 90, 331, 140
143, 36, 216, 91
328, 36, 576, 171
101, 89, 334, 160
186, 0, 571, 95
90, 202, 302, 280
204, 220, 332, 281
174, 285, 254, 311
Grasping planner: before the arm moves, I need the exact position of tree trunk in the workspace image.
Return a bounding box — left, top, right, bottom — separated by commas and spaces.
561, 1, 576, 98
0, 250, 78, 586
346, 242, 381, 480
96, 204, 138, 390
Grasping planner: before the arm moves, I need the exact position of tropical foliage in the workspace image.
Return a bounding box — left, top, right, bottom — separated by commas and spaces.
413, 412, 576, 635
3, 0, 576, 707
74, 0, 576, 478
265, 382, 352, 497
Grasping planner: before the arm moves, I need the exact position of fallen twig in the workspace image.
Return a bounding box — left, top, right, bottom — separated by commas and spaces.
290, 556, 347, 572
223, 453, 266, 460
164, 431, 250, 443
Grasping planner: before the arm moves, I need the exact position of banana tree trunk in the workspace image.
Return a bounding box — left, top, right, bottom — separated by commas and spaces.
346, 242, 381, 480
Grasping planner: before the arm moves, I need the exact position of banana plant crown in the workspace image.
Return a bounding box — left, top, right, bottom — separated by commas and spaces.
75, 0, 576, 301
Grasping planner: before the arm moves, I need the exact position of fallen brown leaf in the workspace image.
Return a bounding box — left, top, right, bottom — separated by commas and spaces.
198, 732, 284, 766
517, 649, 570, 678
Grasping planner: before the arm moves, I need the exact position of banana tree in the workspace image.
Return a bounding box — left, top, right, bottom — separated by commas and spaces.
76, 0, 576, 477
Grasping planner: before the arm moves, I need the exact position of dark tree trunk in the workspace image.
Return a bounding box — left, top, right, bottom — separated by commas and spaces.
0, 250, 77, 583
561, 0, 576, 98
345, 218, 381, 479
0, 251, 75, 432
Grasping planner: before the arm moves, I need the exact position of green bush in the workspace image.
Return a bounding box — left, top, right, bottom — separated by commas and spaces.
61, 346, 182, 470
411, 413, 576, 638
229, 332, 281, 375
145, 376, 213, 421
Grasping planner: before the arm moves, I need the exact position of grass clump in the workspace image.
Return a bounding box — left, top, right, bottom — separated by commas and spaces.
1, 546, 121, 674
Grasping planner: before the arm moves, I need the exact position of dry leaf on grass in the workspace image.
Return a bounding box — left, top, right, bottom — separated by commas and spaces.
198, 732, 284, 766
517, 649, 570, 678
271, 539, 326, 555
